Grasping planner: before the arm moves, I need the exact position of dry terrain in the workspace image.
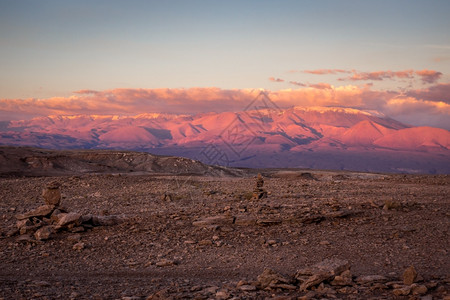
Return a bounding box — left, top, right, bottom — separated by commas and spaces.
0, 167, 449, 299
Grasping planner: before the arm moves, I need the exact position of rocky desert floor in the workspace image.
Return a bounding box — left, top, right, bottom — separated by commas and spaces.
0, 170, 449, 299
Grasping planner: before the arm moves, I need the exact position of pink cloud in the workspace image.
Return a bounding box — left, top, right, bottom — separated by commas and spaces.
336, 69, 441, 84
73, 89, 100, 95
406, 83, 450, 104
309, 83, 332, 90
341, 70, 415, 81
288, 81, 306, 87
303, 69, 350, 75
268, 77, 285, 82
415, 69, 442, 84
1, 85, 449, 129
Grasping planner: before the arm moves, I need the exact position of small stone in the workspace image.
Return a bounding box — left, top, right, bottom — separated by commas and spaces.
16, 219, 32, 229
202, 286, 218, 294
16, 234, 34, 243
331, 270, 353, 286
155, 259, 175, 267
34, 226, 54, 241
239, 285, 257, 291
198, 239, 213, 246
160, 192, 172, 201
70, 226, 85, 233
73, 242, 85, 251
267, 239, 278, 246
215, 290, 229, 299
67, 234, 82, 242
403, 265, 418, 285
411, 284, 427, 295
393, 286, 411, 296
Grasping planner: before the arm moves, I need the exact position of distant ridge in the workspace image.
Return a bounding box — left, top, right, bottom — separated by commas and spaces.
0, 147, 244, 177
1, 107, 449, 174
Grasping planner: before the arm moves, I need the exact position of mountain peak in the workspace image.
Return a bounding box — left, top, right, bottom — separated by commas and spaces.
1, 107, 449, 173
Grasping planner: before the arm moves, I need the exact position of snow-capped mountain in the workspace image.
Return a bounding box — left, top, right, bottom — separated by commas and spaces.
1, 106, 449, 173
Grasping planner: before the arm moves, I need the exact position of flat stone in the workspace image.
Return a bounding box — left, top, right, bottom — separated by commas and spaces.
257, 268, 292, 289
192, 215, 235, 227
300, 273, 331, 291
239, 285, 257, 291
296, 258, 350, 277
16, 234, 34, 243
234, 216, 257, 226
91, 215, 121, 226
355, 275, 389, 285
57, 212, 82, 227
16, 205, 55, 220
256, 219, 282, 226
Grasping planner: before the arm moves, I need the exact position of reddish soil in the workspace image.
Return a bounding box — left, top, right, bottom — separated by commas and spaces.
0, 171, 449, 299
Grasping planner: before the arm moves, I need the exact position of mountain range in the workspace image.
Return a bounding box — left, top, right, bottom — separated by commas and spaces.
1, 105, 449, 174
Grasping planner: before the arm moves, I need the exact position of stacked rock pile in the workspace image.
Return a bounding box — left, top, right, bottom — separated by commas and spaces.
251, 173, 268, 200
8, 181, 122, 241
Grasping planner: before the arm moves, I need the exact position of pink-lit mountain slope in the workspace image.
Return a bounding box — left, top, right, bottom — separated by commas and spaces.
1, 107, 449, 174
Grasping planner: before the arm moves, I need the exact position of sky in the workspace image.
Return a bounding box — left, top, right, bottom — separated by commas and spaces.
0, 0, 449, 128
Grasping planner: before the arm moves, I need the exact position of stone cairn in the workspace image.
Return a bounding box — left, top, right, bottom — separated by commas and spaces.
8, 181, 122, 241
252, 173, 267, 200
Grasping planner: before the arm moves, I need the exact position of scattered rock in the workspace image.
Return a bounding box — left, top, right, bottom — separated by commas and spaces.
393, 286, 411, 296
355, 275, 389, 285
257, 268, 294, 290
91, 215, 122, 226
411, 284, 428, 295
403, 265, 418, 285
239, 284, 257, 291
331, 269, 353, 286
192, 215, 235, 227
34, 226, 54, 241
295, 258, 350, 291
160, 192, 172, 201
383, 200, 401, 210
73, 242, 85, 251
156, 259, 176, 267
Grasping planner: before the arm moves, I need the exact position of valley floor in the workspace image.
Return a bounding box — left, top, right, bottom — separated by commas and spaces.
0, 171, 449, 299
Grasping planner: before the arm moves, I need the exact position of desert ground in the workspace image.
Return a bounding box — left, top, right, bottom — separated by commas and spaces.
0, 165, 449, 299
